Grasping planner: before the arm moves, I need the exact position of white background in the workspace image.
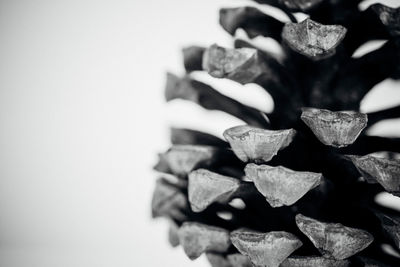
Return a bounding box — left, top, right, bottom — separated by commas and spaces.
0, 0, 399, 266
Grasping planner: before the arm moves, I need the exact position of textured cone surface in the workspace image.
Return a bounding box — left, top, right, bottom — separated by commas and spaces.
157, 145, 219, 177
245, 164, 322, 207
188, 169, 241, 212
301, 108, 368, 148
151, 178, 187, 221
223, 125, 296, 163
178, 222, 231, 260
230, 230, 302, 267
295, 214, 374, 260
282, 19, 347, 60
349, 154, 400, 196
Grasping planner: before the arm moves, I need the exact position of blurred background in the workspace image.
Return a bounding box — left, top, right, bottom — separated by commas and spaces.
0, 0, 399, 266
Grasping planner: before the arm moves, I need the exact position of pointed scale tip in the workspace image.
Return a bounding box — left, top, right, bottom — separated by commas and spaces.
178, 222, 231, 260
202, 44, 263, 84
188, 169, 242, 212
295, 214, 374, 260
301, 108, 367, 148
230, 229, 302, 267
151, 178, 187, 221
223, 125, 296, 163
282, 19, 347, 60
245, 164, 322, 207
164, 74, 200, 103
165, 72, 182, 101
348, 154, 400, 196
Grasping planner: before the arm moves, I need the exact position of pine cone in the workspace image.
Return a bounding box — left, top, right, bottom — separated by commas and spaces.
151, 1, 400, 266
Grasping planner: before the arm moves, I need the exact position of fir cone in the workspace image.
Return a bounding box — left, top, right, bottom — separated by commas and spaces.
152, 1, 400, 266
